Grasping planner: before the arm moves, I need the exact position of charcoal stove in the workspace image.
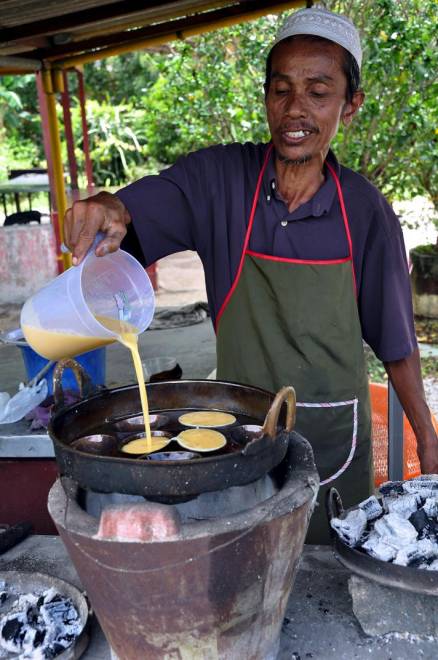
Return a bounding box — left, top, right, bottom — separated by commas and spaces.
47, 360, 319, 658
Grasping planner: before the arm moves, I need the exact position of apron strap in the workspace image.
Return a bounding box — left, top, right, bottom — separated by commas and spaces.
325, 160, 358, 298
215, 143, 274, 330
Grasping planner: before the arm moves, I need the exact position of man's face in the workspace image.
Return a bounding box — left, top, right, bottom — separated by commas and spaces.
265, 37, 362, 165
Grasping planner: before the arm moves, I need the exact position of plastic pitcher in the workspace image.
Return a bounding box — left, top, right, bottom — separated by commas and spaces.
21, 244, 155, 361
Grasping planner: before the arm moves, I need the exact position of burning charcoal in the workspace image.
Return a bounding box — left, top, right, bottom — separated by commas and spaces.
374, 513, 418, 548
384, 493, 420, 518
361, 532, 397, 562
393, 538, 438, 567
358, 495, 383, 521
330, 508, 367, 547
379, 480, 404, 497
426, 559, 438, 571
408, 508, 438, 539
422, 497, 438, 519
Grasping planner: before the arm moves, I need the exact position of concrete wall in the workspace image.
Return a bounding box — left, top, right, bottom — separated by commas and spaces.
0, 223, 58, 304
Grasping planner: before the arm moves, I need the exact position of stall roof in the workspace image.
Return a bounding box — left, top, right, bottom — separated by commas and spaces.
0, 0, 304, 72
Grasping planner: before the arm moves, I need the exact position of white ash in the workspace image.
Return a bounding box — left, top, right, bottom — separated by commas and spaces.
331, 476, 438, 570
0, 584, 82, 658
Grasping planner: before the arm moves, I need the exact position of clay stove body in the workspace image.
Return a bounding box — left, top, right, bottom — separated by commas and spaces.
48, 435, 318, 659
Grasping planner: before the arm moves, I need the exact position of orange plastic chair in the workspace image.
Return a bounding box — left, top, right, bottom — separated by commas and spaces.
370, 382, 438, 486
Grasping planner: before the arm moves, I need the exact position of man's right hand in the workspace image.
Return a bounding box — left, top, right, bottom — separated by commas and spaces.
64, 191, 131, 266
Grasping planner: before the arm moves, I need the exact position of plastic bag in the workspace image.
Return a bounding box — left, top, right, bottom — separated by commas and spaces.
0, 380, 48, 424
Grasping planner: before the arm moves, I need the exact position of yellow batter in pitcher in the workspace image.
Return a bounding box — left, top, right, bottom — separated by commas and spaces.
22, 315, 153, 448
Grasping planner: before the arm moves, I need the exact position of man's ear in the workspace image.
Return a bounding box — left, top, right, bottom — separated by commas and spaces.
342, 90, 365, 127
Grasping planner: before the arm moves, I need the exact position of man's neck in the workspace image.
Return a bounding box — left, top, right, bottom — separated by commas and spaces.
274, 153, 326, 214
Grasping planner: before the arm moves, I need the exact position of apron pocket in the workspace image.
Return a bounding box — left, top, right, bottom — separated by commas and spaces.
295, 398, 359, 485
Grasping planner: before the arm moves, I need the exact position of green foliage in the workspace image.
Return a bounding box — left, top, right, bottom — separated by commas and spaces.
0, 74, 43, 177
136, 24, 272, 165
70, 99, 149, 186
411, 244, 438, 255
329, 0, 438, 211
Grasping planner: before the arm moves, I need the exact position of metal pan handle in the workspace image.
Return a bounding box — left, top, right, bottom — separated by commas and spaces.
53, 358, 94, 411
326, 487, 344, 522
262, 385, 296, 439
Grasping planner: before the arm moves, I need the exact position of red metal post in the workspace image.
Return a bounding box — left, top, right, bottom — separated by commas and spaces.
61, 70, 79, 189
76, 68, 94, 190
35, 71, 64, 274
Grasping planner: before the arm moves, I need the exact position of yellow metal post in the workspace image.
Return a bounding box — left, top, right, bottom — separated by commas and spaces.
41, 67, 71, 270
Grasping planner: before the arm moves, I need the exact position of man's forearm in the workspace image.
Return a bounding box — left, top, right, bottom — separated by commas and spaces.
383, 347, 438, 474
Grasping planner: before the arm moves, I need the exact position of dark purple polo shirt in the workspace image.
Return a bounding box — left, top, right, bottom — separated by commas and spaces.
118, 142, 417, 363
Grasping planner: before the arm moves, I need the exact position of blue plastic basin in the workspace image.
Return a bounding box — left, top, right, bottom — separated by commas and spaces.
19, 344, 106, 394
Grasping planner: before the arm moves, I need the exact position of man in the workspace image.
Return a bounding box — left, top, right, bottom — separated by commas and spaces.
64, 6, 438, 542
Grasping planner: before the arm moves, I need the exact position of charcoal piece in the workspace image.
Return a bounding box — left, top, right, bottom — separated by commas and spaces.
43, 589, 61, 604
393, 538, 438, 567
0, 612, 27, 654
0, 592, 7, 604
374, 513, 418, 548
385, 493, 420, 518
34, 626, 46, 647
0, 587, 81, 659
379, 481, 404, 497
358, 495, 383, 521
361, 532, 397, 562
45, 641, 67, 658
330, 508, 367, 547
426, 559, 438, 571
40, 598, 79, 628
403, 476, 438, 498
409, 508, 437, 538
422, 497, 438, 519
1, 615, 23, 642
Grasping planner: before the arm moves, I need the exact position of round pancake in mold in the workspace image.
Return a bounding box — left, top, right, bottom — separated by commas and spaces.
121, 436, 171, 455
178, 411, 236, 428
177, 429, 227, 452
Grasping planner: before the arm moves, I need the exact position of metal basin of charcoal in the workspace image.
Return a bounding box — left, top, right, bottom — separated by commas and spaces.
326, 487, 438, 596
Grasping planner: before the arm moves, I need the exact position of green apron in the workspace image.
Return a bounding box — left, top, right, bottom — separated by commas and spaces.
216, 144, 373, 544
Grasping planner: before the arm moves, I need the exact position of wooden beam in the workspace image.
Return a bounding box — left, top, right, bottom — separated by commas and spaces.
0, 55, 42, 71
28, 0, 302, 63
0, 0, 229, 43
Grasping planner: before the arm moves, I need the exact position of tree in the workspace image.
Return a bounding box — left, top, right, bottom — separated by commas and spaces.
329, 0, 437, 216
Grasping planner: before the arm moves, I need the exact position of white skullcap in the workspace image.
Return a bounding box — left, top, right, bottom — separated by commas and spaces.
271, 5, 362, 69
